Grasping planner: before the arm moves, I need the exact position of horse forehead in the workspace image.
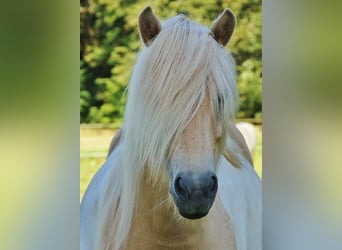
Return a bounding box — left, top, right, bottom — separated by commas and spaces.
177, 96, 215, 154
185, 94, 212, 130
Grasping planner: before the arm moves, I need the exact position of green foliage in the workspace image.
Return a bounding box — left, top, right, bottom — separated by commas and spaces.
80, 0, 262, 124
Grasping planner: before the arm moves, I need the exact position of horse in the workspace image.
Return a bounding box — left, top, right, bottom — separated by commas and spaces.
81, 6, 261, 250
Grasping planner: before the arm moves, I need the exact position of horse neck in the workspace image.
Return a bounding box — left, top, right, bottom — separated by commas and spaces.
128, 169, 208, 249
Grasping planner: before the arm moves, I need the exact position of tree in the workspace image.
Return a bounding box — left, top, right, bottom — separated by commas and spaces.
80, 0, 262, 124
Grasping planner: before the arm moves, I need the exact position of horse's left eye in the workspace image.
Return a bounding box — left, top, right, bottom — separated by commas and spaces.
218, 95, 223, 104
217, 95, 224, 110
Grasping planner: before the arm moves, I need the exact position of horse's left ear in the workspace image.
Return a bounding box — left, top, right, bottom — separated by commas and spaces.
210, 9, 236, 46
138, 6, 161, 45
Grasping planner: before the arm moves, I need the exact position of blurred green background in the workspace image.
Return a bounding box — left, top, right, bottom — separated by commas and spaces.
80, 0, 262, 125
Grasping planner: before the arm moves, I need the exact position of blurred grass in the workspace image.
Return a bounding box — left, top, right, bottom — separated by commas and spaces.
80, 125, 262, 200
253, 126, 262, 178
80, 128, 116, 200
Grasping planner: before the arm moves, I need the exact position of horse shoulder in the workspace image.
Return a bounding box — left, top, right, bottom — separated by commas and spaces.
217, 157, 261, 250
80, 144, 122, 250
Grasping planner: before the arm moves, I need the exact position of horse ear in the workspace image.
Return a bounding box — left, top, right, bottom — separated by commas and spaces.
210, 9, 236, 46
138, 6, 161, 45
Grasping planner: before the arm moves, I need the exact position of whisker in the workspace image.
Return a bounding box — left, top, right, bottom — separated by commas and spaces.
145, 196, 171, 216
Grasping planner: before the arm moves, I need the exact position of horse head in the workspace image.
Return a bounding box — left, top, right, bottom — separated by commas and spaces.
137, 6, 237, 219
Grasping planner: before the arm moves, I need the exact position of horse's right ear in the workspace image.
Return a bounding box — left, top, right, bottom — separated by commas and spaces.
210, 9, 236, 46
138, 6, 161, 45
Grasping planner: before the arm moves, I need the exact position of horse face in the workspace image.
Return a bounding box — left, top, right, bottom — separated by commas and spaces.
169, 96, 221, 219
137, 6, 237, 220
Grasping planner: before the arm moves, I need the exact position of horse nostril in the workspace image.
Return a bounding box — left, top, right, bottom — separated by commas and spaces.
200, 174, 218, 198
173, 173, 217, 201
174, 176, 190, 199
209, 175, 218, 195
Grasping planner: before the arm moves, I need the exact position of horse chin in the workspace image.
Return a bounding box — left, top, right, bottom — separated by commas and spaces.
172, 197, 215, 220
178, 209, 209, 220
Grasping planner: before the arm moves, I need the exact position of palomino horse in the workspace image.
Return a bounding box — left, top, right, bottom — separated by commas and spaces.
81, 7, 261, 250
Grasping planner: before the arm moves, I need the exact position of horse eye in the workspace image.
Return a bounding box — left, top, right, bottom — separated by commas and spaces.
218, 95, 223, 104
217, 95, 224, 109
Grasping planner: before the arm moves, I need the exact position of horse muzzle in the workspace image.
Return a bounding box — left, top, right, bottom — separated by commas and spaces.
170, 171, 218, 219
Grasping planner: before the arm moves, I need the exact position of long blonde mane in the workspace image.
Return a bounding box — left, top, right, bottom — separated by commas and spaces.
95, 14, 238, 250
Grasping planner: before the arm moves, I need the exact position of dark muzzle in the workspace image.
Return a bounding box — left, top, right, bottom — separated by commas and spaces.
170, 171, 218, 219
